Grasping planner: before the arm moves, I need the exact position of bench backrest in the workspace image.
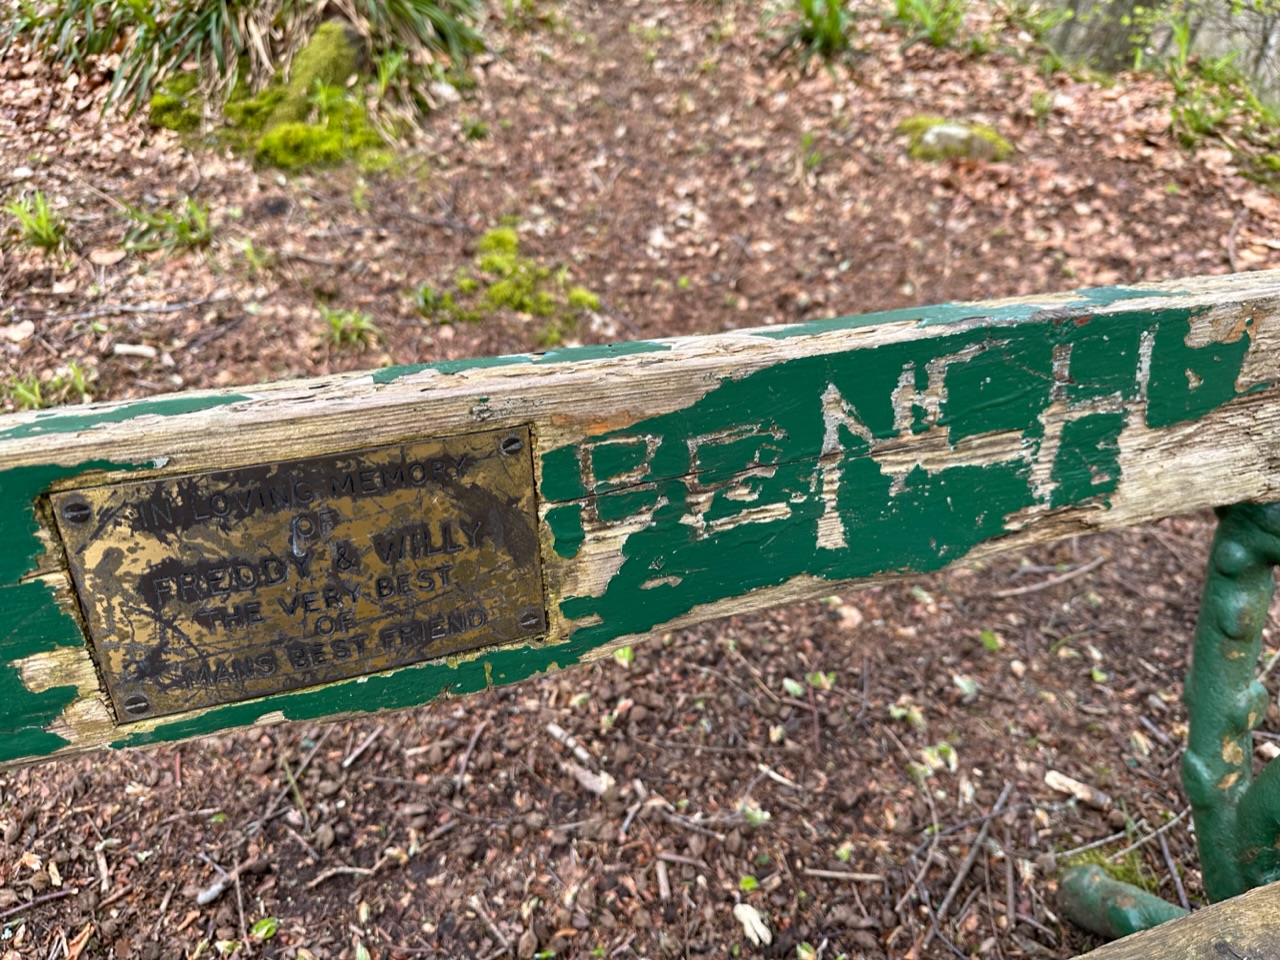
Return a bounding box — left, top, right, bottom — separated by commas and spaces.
2, 270, 1277, 767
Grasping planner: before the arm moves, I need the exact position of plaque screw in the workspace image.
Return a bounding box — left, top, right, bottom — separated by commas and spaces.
121, 694, 151, 718
62, 501, 92, 524
518, 610, 542, 631
500, 435, 524, 456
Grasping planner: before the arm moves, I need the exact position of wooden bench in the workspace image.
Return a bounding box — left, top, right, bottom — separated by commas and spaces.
4, 270, 1280, 949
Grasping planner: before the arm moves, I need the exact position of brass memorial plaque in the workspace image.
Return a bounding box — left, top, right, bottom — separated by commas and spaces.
51, 428, 544, 722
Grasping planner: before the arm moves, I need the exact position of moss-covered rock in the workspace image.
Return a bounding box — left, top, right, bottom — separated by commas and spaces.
147, 20, 389, 172
255, 86, 382, 170
267, 21, 363, 128
149, 71, 202, 132
898, 114, 1013, 162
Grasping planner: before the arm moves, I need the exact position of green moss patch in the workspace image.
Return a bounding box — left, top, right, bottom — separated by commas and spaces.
412, 228, 603, 347
1058, 847, 1160, 894
898, 114, 1013, 162
147, 22, 391, 172
149, 70, 202, 133
267, 22, 362, 128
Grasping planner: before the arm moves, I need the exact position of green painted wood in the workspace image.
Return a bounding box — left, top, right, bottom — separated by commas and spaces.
1, 271, 1278, 765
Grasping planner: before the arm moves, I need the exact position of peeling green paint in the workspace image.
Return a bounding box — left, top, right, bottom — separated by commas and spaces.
115, 632, 572, 749
0, 395, 251, 443
541, 306, 1254, 649
532, 341, 671, 364
0, 460, 142, 765
1147, 312, 1252, 428
1049, 413, 1126, 509
758, 283, 1182, 338
545, 505, 586, 559
370, 355, 535, 383
369, 341, 671, 385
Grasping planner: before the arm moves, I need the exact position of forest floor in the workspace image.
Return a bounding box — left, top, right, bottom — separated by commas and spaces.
3, 0, 1280, 958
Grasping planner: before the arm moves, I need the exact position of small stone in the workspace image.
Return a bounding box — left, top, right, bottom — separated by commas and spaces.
314, 823, 336, 850
2, 321, 34, 343
517, 930, 537, 960
88, 247, 127, 266
430, 81, 461, 104
112, 343, 158, 359
315, 779, 341, 797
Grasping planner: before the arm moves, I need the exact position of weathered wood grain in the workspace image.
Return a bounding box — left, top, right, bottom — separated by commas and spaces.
1074, 880, 1280, 958
2, 271, 1279, 765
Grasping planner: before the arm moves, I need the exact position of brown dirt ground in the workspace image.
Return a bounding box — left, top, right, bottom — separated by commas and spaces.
3, 1, 1280, 958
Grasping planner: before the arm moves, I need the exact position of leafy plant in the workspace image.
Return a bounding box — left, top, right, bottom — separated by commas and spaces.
411, 226, 602, 347
6, 0, 484, 116
321, 306, 382, 350
5, 190, 67, 255
236, 238, 274, 276
3, 362, 93, 411
806, 670, 836, 690
778, 0, 852, 65
894, 0, 967, 47
122, 198, 213, 252
249, 917, 279, 940
740, 802, 772, 828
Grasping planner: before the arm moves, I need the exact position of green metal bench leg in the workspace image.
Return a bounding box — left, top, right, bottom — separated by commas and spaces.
1061, 503, 1280, 938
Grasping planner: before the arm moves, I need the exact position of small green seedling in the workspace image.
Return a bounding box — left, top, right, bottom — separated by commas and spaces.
321, 306, 381, 350
741, 802, 771, 828
894, 0, 968, 47
5, 190, 67, 255
122, 197, 213, 252
249, 917, 279, 940
779, 0, 852, 66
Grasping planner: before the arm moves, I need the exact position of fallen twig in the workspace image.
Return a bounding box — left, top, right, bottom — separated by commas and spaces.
196, 857, 269, 906
1226, 206, 1247, 274
455, 720, 489, 794
0, 887, 77, 922
547, 722, 595, 768
29, 293, 232, 325
756, 763, 802, 790
424, 819, 458, 843
467, 894, 512, 956
924, 782, 1014, 948
247, 728, 332, 836
1158, 829, 1190, 911
1044, 770, 1111, 811
343, 725, 384, 770
802, 868, 885, 883
304, 851, 396, 891
98, 883, 133, 910
1108, 808, 1190, 863
1055, 828, 1129, 861
658, 851, 709, 870
992, 555, 1106, 598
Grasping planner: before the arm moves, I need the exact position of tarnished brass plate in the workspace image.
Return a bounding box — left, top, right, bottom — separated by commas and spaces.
51, 428, 544, 722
